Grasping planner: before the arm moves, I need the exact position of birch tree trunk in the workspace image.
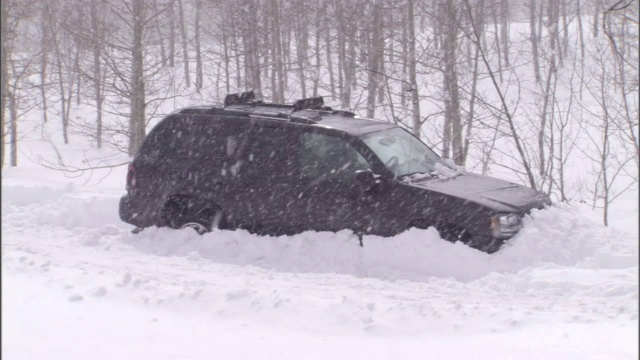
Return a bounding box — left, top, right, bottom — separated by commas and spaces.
178, 0, 190, 88
90, 0, 104, 148
529, 0, 541, 83
443, 0, 463, 164
407, 0, 421, 137
366, 0, 382, 118
273, 0, 284, 102
194, 0, 202, 92
500, 0, 509, 68
168, 0, 175, 67
129, 0, 146, 155
0, 0, 8, 167
9, 87, 17, 166
39, 2, 49, 125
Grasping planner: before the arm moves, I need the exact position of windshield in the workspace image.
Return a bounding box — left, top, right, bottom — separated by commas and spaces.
360, 128, 448, 177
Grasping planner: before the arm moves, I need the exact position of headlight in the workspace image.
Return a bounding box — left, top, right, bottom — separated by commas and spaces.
491, 213, 523, 238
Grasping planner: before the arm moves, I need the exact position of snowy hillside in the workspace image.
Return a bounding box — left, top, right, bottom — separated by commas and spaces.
2, 137, 638, 359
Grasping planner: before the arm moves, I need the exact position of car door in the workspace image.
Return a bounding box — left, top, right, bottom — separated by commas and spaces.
293, 130, 382, 234
229, 121, 304, 235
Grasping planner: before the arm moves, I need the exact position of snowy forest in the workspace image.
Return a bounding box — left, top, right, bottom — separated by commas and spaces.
1, 0, 638, 225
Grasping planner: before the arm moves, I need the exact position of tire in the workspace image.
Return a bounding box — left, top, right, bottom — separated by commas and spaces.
467, 236, 504, 254
409, 220, 496, 252
158, 197, 224, 235
437, 224, 472, 244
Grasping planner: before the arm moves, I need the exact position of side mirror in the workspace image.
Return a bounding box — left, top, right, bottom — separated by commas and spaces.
354, 169, 376, 193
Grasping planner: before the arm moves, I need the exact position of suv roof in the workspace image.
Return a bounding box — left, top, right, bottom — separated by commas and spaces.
171, 91, 396, 136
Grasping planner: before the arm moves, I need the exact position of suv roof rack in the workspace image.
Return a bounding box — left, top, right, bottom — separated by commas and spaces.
212, 90, 355, 124
293, 96, 326, 111
224, 90, 257, 106
224, 91, 331, 111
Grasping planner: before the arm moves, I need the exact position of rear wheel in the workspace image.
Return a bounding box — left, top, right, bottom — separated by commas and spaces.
159, 197, 224, 234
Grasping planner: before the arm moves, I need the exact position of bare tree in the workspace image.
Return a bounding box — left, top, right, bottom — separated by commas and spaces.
441, 0, 464, 164
602, 0, 639, 171
407, 0, 421, 137
94, 0, 176, 155
38, 1, 51, 126
90, 0, 105, 148
366, 0, 383, 118
0, 0, 8, 167
529, 0, 541, 82
194, 0, 203, 92
177, 0, 190, 88
463, 0, 538, 189
8, 55, 38, 166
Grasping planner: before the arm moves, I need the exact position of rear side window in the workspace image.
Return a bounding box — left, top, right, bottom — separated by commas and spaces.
138, 115, 248, 162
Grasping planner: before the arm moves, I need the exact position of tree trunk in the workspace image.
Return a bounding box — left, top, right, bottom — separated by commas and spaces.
194, 0, 203, 92
593, 0, 600, 37
539, 57, 556, 178
366, 1, 382, 118
491, 2, 503, 83
178, 0, 190, 87
233, 21, 242, 90
324, 2, 335, 100
561, 0, 568, 63
273, 0, 284, 102
529, 0, 541, 83
407, 0, 421, 137
336, 1, 347, 107
313, 5, 321, 98
221, 15, 230, 93
401, 11, 408, 106
154, 0, 167, 67
576, 0, 585, 97
40, 2, 49, 125
295, 7, 307, 99
9, 89, 17, 166
444, 0, 463, 164
91, 0, 103, 148
73, 44, 81, 106
129, 0, 146, 155
168, 0, 175, 67
0, 0, 8, 167
500, 0, 509, 67
463, 30, 481, 164
55, 53, 69, 144
249, 1, 261, 96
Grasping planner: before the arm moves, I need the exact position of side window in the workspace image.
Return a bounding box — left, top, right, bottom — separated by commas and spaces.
138, 115, 249, 173
191, 121, 248, 163
240, 125, 297, 179
137, 115, 185, 157
298, 132, 369, 182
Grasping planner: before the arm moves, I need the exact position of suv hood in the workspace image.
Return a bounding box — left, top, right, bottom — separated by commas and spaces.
406, 173, 551, 213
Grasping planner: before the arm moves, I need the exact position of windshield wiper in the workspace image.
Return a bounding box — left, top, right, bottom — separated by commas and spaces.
398, 172, 434, 183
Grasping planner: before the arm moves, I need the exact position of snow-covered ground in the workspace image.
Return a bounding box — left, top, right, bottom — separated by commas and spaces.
2, 136, 638, 359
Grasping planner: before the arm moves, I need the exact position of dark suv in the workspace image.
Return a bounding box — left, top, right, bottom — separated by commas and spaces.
119, 91, 551, 253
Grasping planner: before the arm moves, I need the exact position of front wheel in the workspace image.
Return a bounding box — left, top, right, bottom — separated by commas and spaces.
466, 235, 504, 254
437, 225, 472, 244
